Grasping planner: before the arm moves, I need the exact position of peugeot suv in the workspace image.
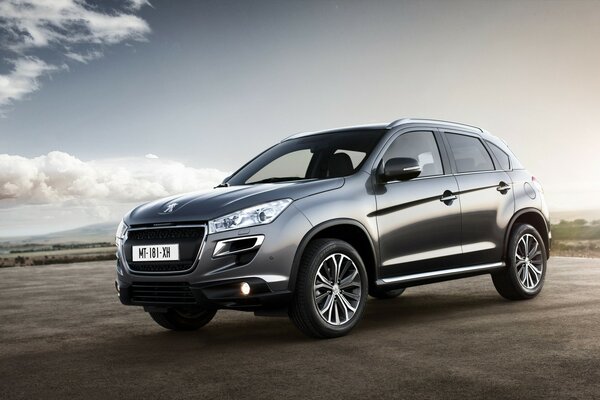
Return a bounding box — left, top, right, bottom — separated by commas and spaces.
115, 118, 551, 338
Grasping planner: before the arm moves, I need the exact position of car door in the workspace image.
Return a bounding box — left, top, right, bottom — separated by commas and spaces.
443, 131, 515, 266
374, 129, 462, 279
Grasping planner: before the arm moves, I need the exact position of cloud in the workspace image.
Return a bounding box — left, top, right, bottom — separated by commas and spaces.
0, 0, 151, 110
145, 153, 159, 159
0, 0, 151, 50
0, 151, 228, 205
64, 50, 103, 64
126, 0, 154, 11
0, 57, 59, 106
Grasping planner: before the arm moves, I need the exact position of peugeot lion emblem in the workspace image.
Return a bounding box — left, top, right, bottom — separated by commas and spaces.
163, 202, 178, 213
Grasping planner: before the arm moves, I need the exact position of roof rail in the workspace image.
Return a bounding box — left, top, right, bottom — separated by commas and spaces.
387, 118, 483, 133
282, 123, 388, 141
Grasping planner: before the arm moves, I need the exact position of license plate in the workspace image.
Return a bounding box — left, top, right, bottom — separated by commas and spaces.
133, 244, 179, 262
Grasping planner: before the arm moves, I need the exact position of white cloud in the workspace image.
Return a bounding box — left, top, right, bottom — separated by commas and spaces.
64, 50, 103, 64
0, 57, 59, 106
0, 0, 151, 50
0, 151, 229, 236
0, 151, 228, 205
145, 153, 159, 159
127, 0, 154, 11
0, 0, 151, 110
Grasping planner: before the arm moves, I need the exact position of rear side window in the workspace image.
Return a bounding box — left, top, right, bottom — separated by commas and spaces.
446, 133, 494, 173
487, 142, 511, 170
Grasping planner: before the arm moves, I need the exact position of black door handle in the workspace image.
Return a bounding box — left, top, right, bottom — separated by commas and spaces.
496, 181, 511, 194
440, 190, 457, 204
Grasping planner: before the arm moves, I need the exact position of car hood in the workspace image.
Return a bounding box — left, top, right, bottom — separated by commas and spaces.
124, 178, 344, 226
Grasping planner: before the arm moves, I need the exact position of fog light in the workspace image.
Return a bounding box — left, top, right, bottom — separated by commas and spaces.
240, 282, 251, 296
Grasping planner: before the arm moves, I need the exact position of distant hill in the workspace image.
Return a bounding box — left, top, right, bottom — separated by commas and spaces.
0, 222, 118, 246
1, 208, 598, 246
551, 209, 600, 224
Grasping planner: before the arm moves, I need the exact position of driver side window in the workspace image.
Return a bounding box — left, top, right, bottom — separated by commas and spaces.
383, 131, 444, 177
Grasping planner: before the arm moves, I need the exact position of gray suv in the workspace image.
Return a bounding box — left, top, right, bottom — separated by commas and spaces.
115, 118, 551, 338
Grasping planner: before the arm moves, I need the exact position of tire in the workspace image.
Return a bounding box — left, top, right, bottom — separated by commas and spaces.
149, 307, 217, 331
492, 223, 547, 300
289, 239, 368, 338
369, 287, 406, 300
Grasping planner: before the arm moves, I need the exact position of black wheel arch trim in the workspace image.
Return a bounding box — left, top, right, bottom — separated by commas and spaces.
288, 218, 378, 291
503, 207, 551, 260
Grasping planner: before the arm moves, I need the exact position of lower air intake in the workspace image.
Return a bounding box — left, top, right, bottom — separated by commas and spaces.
130, 282, 197, 305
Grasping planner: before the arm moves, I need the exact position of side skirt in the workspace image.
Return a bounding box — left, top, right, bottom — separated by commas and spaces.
375, 262, 505, 288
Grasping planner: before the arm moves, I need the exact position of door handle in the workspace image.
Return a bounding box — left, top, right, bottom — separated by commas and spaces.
496, 181, 511, 193
440, 190, 457, 204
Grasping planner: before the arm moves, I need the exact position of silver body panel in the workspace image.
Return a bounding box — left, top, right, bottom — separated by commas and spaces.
116, 118, 550, 310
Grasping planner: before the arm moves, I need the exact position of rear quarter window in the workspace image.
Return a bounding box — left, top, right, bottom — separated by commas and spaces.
487, 141, 511, 170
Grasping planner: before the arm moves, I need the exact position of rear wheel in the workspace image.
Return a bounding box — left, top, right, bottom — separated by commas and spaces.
289, 239, 368, 338
149, 307, 217, 331
369, 287, 405, 299
492, 223, 547, 300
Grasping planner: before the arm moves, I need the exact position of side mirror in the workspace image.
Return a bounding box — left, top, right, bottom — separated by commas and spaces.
214, 176, 231, 188
380, 157, 421, 182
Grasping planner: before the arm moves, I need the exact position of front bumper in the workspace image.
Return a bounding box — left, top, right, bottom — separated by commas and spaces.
115, 204, 311, 310
116, 274, 292, 310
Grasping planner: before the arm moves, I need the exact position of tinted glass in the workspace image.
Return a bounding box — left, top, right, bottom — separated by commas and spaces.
487, 141, 511, 170
227, 129, 386, 185
334, 149, 367, 169
383, 131, 443, 177
446, 133, 494, 173
489, 138, 524, 169
247, 149, 312, 183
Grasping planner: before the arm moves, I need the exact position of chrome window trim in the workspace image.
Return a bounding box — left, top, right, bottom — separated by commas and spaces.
453, 169, 501, 176
383, 173, 450, 185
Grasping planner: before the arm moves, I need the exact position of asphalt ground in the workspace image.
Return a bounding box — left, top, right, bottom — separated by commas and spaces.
0, 257, 599, 399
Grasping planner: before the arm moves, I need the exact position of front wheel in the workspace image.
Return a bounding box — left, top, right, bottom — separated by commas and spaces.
149, 307, 217, 331
492, 223, 547, 300
289, 239, 368, 338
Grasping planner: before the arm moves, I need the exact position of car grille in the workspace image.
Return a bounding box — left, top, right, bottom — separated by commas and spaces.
130, 282, 197, 305
127, 227, 204, 241
128, 262, 194, 273
124, 225, 205, 274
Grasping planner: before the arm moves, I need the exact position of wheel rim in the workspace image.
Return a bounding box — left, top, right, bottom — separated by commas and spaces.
515, 233, 544, 290
313, 253, 362, 326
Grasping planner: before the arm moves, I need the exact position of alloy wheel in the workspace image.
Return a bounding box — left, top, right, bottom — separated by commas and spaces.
313, 253, 362, 326
515, 233, 544, 290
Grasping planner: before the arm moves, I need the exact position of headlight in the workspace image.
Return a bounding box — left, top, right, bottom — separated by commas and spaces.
208, 199, 293, 234
115, 220, 128, 243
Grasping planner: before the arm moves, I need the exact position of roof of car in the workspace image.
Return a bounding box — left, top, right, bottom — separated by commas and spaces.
283, 118, 486, 141
387, 118, 483, 133
283, 123, 388, 141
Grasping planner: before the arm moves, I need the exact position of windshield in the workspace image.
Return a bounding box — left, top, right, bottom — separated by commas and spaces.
226, 129, 387, 185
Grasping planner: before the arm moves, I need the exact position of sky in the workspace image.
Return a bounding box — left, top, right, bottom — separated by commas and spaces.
1, 0, 600, 236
